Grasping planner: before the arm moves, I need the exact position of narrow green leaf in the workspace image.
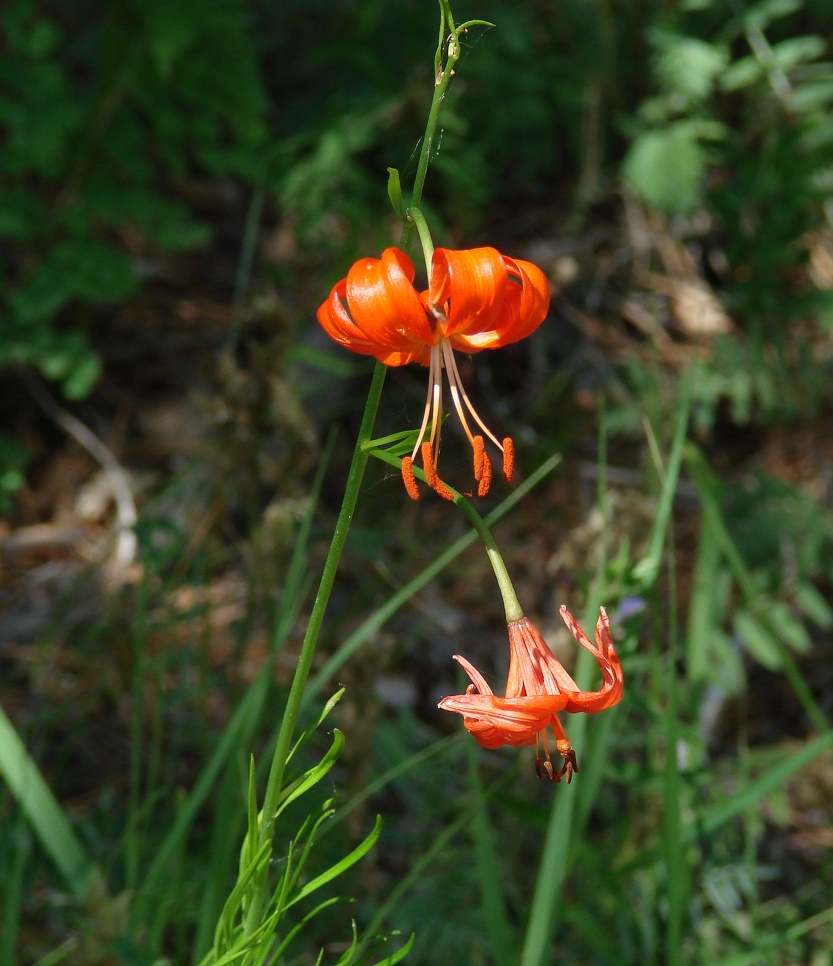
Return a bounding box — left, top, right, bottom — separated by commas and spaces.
618, 731, 833, 876
284, 804, 336, 900
271, 896, 347, 961
285, 815, 383, 909
276, 729, 345, 816
286, 689, 346, 767
767, 601, 812, 654
794, 581, 833, 629
362, 932, 416, 966
467, 742, 516, 963
386, 167, 404, 221
770, 35, 826, 71
0, 702, 101, 901
734, 610, 782, 669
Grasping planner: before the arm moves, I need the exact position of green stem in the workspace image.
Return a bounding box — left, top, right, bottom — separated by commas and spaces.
400, 3, 463, 256
406, 206, 436, 274
243, 363, 386, 936
367, 447, 523, 622
242, 0, 487, 938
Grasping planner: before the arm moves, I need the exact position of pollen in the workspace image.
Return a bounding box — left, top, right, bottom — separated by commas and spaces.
475, 445, 493, 497
472, 435, 495, 497
472, 435, 486, 482
401, 456, 420, 501
421, 442, 454, 501
502, 437, 515, 483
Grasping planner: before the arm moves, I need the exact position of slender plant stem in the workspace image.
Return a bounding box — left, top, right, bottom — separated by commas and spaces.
244, 10, 456, 918
456, 498, 524, 622
243, 362, 387, 935
519, 407, 613, 966
400, 2, 472, 256
662, 508, 685, 966
305, 452, 561, 701
406, 205, 436, 272
367, 447, 523, 622
242, 0, 494, 939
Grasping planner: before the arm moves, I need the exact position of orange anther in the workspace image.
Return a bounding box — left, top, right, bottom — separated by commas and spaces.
502, 437, 515, 483
477, 451, 493, 497
401, 456, 420, 501
421, 442, 454, 501
472, 435, 486, 481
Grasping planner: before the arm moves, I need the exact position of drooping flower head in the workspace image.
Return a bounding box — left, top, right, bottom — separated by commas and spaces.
438, 606, 623, 782
316, 247, 549, 498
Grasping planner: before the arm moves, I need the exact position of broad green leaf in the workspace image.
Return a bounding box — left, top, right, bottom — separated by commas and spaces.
61, 351, 102, 400
744, 0, 801, 31
621, 123, 707, 214
720, 56, 762, 92
770, 36, 826, 72
655, 35, 729, 101
767, 601, 812, 654
794, 582, 833, 629
734, 610, 781, 669
791, 79, 833, 113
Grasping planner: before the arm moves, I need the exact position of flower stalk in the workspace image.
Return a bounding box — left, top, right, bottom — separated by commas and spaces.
242, 0, 485, 940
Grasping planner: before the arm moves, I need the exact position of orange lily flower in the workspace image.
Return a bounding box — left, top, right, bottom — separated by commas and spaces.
316, 246, 549, 498
438, 606, 623, 782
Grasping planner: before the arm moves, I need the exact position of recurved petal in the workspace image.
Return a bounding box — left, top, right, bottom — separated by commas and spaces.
451, 653, 495, 696
508, 617, 580, 697
558, 606, 624, 714
317, 282, 429, 365
437, 692, 567, 748
429, 247, 511, 338
346, 248, 436, 353
317, 279, 384, 355
504, 256, 550, 343
447, 256, 549, 352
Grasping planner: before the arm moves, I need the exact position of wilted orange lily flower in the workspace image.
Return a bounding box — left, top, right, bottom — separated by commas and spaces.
316, 246, 549, 498
438, 606, 623, 782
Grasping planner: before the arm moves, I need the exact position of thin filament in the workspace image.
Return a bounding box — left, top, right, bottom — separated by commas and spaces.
411, 344, 442, 462
440, 339, 504, 452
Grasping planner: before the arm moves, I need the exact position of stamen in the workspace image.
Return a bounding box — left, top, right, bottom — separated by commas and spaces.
535, 757, 556, 781
441, 339, 504, 451
564, 749, 579, 783
536, 729, 558, 782
551, 718, 579, 783
477, 450, 493, 497
421, 441, 454, 501
401, 456, 420, 500
441, 341, 504, 448
502, 437, 515, 483
472, 435, 486, 481
411, 345, 443, 462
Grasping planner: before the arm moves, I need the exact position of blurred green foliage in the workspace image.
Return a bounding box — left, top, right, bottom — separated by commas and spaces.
4, 0, 833, 420
3, 0, 833, 962
1, 0, 268, 398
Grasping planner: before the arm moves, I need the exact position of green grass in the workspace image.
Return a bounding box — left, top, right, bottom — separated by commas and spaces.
3, 0, 833, 962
